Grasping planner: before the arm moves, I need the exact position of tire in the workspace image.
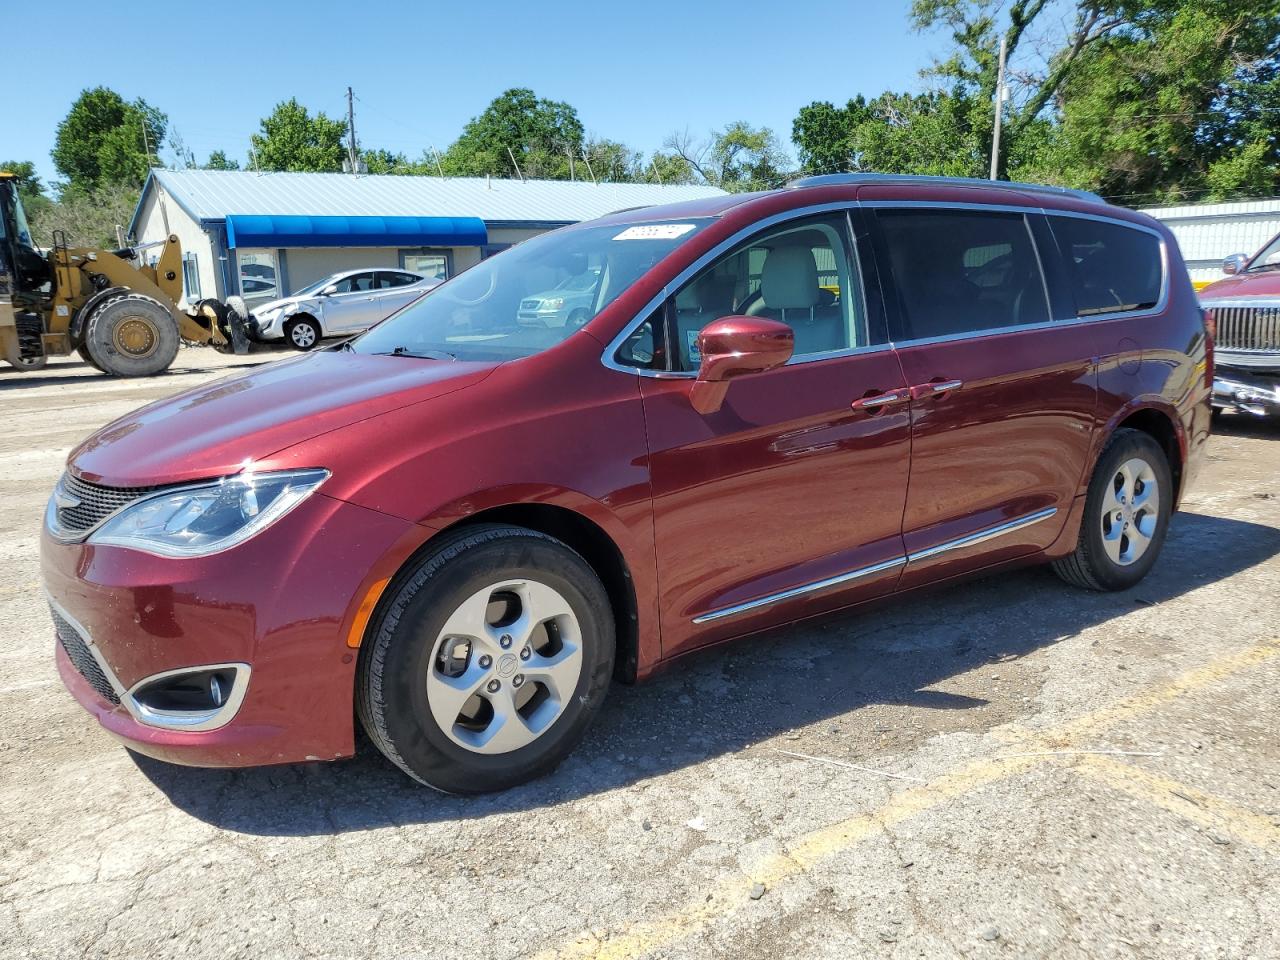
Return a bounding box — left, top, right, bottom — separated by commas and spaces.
6, 354, 47, 371
357, 524, 615, 793
83, 293, 180, 377
284, 315, 321, 351
1052, 428, 1173, 591
76, 344, 104, 371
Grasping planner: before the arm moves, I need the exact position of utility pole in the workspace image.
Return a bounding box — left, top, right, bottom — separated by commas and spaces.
430, 145, 445, 178
346, 86, 360, 174
581, 150, 597, 185
989, 35, 1008, 180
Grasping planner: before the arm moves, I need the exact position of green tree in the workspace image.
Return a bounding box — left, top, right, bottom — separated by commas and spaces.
442, 88, 586, 180
644, 151, 697, 185
249, 99, 347, 172
665, 122, 791, 191
29, 182, 139, 248
360, 148, 411, 174
52, 87, 166, 192
203, 150, 240, 171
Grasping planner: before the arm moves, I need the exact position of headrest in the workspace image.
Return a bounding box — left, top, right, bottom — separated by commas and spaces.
760, 247, 818, 310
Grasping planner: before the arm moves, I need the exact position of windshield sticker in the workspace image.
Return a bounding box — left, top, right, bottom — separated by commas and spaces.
613, 224, 698, 241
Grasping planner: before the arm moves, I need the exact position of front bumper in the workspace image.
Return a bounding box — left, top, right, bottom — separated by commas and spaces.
247, 312, 284, 342
41, 492, 418, 768
1213, 367, 1280, 418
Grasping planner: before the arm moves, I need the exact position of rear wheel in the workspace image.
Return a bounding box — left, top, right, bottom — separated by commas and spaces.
284, 315, 321, 350
357, 524, 615, 793
83, 293, 179, 377
1052, 428, 1172, 591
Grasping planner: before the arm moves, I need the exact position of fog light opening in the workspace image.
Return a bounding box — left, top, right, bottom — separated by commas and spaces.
126, 663, 250, 731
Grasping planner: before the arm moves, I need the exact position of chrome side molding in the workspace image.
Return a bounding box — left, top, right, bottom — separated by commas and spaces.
692, 556, 906, 624
905, 507, 1059, 564
691, 506, 1059, 624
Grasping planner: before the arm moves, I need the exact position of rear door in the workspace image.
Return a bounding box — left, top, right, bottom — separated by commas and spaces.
367, 271, 425, 321
631, 208, 912, 658
869, 204, 1098, 589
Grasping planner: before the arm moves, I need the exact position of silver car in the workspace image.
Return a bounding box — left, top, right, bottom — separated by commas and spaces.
516, 268, 602, 328
251, 269, 439, 350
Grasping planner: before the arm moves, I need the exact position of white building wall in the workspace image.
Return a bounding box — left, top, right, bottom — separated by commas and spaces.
133, 186, 220, 303
1142, 198, 1280, 285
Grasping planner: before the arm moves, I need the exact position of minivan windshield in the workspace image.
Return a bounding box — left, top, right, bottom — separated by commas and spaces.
352, 219, 710, 361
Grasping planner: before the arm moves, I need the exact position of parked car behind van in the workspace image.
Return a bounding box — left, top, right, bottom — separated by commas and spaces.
42, 174, 1210, 793
1198, 233, 1280, 417
249, 268, 438, 350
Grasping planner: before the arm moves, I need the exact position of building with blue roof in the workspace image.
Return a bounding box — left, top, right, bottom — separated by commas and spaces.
130, 169, 725, 306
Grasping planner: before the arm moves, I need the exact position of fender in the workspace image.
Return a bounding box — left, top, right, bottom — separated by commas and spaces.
1082, 394, 1188, 501
68, 285, 129, 344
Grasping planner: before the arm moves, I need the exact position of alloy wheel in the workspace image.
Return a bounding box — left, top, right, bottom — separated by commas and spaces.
1100, 457, 1160, 566
290, 323, 317, 348
426, 579, 583, 754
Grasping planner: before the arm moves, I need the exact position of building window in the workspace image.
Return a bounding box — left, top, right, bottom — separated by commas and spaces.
237, 249, 279, 300
181, 252, 201, 301
401, 252, 450, 282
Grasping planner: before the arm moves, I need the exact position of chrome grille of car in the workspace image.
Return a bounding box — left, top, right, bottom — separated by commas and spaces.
54, 472, 155, 537
1212, 303, 1280, 352
50, 608, 120, 705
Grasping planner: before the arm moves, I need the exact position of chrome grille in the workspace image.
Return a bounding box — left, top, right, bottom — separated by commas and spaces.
51, 608, 120, 705
1212, 304, 1280, 352
54, 472, 155, 537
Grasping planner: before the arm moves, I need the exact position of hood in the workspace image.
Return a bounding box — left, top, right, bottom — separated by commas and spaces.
251, 294, 311, 315
68, 350, 496, 487
1199, 270, 1280, 301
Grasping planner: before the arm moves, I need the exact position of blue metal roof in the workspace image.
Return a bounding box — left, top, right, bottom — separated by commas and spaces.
225, 214, 487, 248
140, 169, 726, 231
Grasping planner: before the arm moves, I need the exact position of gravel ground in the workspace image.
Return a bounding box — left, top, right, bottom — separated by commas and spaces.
1, 347, 1277, 960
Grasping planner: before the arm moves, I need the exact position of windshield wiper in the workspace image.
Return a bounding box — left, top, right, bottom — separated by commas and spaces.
376, 346, 457, 360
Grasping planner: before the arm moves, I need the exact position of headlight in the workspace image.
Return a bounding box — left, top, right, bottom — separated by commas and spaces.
89, 469, 329, 558
543, 298, 565, 310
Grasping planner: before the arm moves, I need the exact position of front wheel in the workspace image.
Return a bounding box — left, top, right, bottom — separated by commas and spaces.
357, 524, 615, 793
83, 293, 180, 376
284, 315, 321, 350
1052, 428, 1173, 591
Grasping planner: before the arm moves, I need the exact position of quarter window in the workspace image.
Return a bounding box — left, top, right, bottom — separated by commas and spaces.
1050, 216, 1162, 317
876, 210, 1050, 340
667, 213, 864, 372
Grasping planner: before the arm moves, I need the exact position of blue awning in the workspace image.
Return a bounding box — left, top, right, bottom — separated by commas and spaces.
225, 214, 487, 249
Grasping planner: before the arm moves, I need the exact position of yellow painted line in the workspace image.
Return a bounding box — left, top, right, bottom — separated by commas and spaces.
537, 638, 1280, 960
1075, 754, 1280, 849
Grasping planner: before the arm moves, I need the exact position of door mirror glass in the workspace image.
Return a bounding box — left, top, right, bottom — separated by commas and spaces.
1222, 253, 1248, 276
690, 316, 794, 414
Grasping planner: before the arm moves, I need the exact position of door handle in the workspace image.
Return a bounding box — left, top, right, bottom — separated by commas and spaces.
851, 389, 910, 412
909, 379, 963, 400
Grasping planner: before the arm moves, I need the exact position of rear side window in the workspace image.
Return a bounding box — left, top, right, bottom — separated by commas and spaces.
876, 209, 1050, 341
1050, 216, 1162, 317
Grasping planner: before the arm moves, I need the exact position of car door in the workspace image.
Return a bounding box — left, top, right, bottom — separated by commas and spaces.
366, 272, 424, 323
631, 209, 912, 658
323, 272, 380, 334
868, 204, 1098, 590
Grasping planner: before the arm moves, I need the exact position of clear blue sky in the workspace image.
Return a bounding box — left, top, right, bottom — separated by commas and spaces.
10, 0, 949, 189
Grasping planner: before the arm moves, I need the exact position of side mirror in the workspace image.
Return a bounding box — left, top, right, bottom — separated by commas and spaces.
322, 284, 339, 296
1222, 254, 1248, 276
689, 316, 794, 415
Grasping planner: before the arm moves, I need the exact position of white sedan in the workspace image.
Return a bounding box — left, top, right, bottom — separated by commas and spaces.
249, 269, 440, 350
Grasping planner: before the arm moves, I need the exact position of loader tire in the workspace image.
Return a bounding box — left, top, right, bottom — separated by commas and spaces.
76, 344, 104, 371
84, 293, 180, 377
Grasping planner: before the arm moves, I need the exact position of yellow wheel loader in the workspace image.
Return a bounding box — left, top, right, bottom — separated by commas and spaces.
0, 171, 248, 376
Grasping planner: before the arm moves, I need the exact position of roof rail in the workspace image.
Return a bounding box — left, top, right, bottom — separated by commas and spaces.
786, 173, 1106, 204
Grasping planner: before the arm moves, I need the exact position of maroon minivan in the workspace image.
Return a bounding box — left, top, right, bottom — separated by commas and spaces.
42, 175, 1211, 792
